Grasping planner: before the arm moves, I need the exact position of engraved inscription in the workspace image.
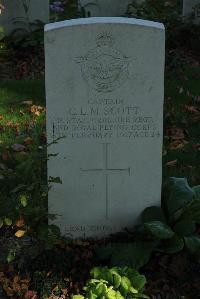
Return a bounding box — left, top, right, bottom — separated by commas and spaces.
75, 32, 129, 93
50, 100, 160, 140
64, 224, 117, 235
81, 143, 130, 219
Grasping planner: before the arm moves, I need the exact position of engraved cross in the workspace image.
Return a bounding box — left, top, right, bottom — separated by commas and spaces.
80, 143, 131, 219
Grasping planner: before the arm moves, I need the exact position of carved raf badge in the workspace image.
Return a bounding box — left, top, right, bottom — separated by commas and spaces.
75, 32, 129, 93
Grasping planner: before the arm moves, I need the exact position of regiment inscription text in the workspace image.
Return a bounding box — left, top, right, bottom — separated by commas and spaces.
51, 97, 160, 140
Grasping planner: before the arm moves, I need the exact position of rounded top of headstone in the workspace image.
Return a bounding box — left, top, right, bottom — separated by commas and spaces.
44, 17, 165, 32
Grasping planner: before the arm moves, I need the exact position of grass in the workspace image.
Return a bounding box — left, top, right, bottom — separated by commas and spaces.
0, 80, 45, 147
0, 80, 45, 105
163, 65, 200, 185
0, 66, 200, 185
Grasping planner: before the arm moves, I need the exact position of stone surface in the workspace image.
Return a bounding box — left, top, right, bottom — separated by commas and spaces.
45, 17, 165, 238
79, 0, 132, 17
183, 0, 200, 19
1, 0, 49, 35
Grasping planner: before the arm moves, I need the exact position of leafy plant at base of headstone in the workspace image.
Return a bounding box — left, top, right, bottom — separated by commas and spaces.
96, 177, 200, 269
0, 140, 62, 263
95, 241, 157, 270
72, 266, 149, 299
140, 177, 200, 255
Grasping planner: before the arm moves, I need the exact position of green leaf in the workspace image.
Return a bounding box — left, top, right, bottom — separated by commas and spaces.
144, 221, 175, 240
164, 177, 194, 218
96, 282, 107, 296
111, 270, 121, 288
129, 271, 146, 292
91, 267, 102, 279
106, 288, 117, 299
129, 286, 138, 294
141, 206, 166, 223
105, 269, 113, 284
160, 235, 184, 254
181, 199, 200, 224
192, 185, 200, 199
19, 194, 28, 207
7, 249, 16, 263
72, 296, 85, 299
84, 268, 148, 299
95, 242, 156, 270
4, 217, 12, 226
120, 276, 132, 296
110, 242, 156, 270
115, 291, 124, 299
173, 219, 195, 236
184, 236, 200, 254
88, 291, 98, 299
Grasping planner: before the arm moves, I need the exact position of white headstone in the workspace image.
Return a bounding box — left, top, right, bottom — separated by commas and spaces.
80, 0, 132, 17
1, 0, 49, 35
183, 0, 200, 19
45, 17, 165, 238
